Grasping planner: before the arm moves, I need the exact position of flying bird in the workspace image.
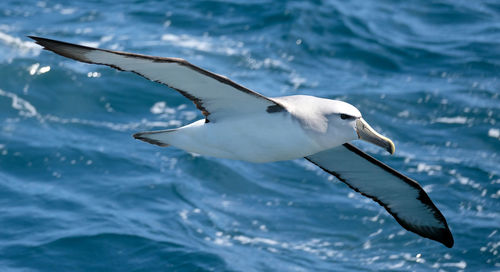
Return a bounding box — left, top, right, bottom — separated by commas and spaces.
29, 36, 454, 248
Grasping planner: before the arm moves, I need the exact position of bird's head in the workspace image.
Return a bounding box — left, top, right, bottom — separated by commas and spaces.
329, 100, 395, 155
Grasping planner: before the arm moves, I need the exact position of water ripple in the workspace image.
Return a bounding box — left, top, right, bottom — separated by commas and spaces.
1, 0, 499, 271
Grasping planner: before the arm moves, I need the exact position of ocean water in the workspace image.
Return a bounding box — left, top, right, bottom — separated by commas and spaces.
1, 0, 499, 271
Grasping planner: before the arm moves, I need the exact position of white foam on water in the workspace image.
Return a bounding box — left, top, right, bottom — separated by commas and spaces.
160, 32, 289, 74
0, 88, 37, 117
434, 116, 467, 124
0, 31, 41, 61
441, 260, 467, 269
488, 128, 500, 139
79, 41, 100, 48
0, 88, 184, 132
161, 33, 214, 52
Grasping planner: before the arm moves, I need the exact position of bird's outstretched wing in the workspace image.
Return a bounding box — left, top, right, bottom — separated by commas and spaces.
29, 36, 284, 122
306, 143, 453, 248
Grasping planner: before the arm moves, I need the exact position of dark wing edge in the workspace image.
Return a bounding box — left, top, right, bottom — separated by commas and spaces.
28, 36, 285, 120
306, 143, 454, 248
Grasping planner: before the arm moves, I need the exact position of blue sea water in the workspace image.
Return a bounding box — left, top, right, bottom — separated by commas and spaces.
1, 0, 499, 271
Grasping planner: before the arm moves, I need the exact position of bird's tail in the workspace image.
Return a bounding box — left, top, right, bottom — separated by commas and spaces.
133, 129, 177, 147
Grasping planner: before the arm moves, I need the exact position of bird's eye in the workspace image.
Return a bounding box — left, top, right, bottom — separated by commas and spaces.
340, 114, 355, 120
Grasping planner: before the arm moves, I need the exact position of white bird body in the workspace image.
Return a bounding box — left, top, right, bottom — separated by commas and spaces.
30, 36, 454, 248
147, 95, 360, 163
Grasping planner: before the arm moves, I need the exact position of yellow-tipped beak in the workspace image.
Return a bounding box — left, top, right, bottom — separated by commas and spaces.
356, 118, 395, 155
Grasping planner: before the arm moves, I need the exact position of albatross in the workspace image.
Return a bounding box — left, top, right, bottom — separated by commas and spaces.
29, 36, 454, 248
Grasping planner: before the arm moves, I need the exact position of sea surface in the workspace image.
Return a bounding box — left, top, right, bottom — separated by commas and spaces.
1, 0, 499, 271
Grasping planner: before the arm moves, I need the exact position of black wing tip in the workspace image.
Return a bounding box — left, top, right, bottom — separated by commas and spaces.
28, 35, 54, 42
28, 35, 93, 50
28, 35, 43, 41
28, 35, 63, 47
386, 211, 454, 248
28, 35, 54, 48
402, 223, 453, 248
385, 196, 454, 248
436, 227, 454, 248
28, 35, 98, 64
444, 232, 454, 248
415, 192, 454, 248
386, 207, 454, 248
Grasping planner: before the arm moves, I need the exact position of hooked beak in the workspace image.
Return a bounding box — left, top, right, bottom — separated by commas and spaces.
356, 118, 395, 155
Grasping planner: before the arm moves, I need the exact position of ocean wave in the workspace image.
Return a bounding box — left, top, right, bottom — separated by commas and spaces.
0, 31, 41, 61
1, 0, 500, 271
0, 88, 185, 132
